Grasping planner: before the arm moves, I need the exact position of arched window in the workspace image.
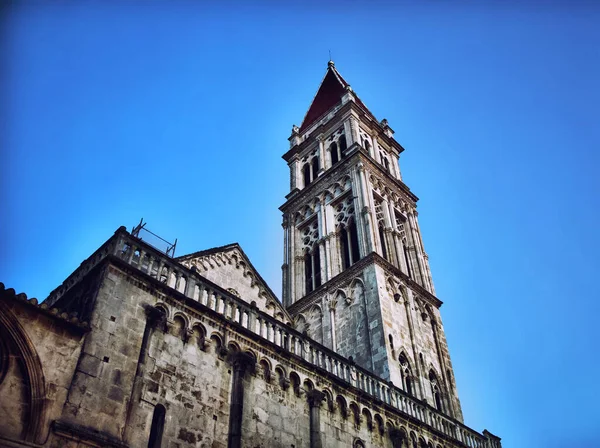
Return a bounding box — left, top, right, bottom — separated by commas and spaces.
380, 151, 390, 173
148, 404, 166, 448
314, 248, 321, 288
304, 247, 321, 294
429, 370, 443, 412
354, 439, 365, 448
363, 138, 371, 153
340, 219, 360, 271
302, 163, 311, 187
311, 157, 319, 180
340, 226, 350, 270
399, 354, 413, 396
339, 134, 347, 157
330, 142, 339, 165
349, 218, 360, 264
304, 253, 313, 294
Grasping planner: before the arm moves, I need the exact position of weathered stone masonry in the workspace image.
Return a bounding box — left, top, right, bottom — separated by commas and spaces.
1, 227, 499, 447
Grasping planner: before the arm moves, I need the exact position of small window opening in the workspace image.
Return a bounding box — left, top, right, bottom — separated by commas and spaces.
302, 164, 311, 187
304, 253, 313, 294
363, 139, 371, 153
311, 157, 319, 180
349, 218, 360, 264
314, 249, 321, 288
148, 404, 166, 448
340, 227, 351, 270
330, 142, 339, 165
339, 135, 347, 157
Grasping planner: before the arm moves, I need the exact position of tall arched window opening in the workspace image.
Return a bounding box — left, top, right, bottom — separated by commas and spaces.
339, 135, 347, 158
304, 248, 321, 294
330, 142, 339, 166
340, 227, 350, 270
399, 354, 413, 396
313, 249, 321, 288
380, 151, 390, 173
311, 157, 319, 180
304, 253, 313, 294
349, 218, 360, 264
302, 163, 311, 188
363, 138, 371, 153
429, 370, 443, 412
148, 404, 166, 448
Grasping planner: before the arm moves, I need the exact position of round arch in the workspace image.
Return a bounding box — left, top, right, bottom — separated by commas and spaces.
0, 301, 47, 443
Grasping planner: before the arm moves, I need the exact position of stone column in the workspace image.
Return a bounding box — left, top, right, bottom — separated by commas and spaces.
407, 212, 426, 286
348, 116, 360, 146
317, 134, 326, 172
227, 352, 255, 448
306, 389, 325, 448
372, 135, 379, 161
329, 302, 337, 352
355, 163, 374, 256
123, 305, 166, 442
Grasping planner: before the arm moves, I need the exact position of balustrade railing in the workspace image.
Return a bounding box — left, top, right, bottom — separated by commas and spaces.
45, 227, 492, 447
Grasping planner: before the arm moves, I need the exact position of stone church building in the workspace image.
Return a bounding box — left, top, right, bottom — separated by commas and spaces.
0, 62, 501, 448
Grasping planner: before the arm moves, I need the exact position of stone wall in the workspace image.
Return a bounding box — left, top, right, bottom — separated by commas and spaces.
0, 285, 86, 446
0, 240, 496, 448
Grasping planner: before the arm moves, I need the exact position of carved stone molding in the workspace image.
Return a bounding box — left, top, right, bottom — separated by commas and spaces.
306, 389, 325, 408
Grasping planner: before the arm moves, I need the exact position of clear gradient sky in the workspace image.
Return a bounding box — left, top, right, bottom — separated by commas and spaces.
2, 2, 599, 447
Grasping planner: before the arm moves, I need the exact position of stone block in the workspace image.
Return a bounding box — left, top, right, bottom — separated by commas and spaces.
77, 353, 102, 377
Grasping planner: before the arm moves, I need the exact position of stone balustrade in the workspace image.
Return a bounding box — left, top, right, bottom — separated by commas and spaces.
45, 227, 492, 447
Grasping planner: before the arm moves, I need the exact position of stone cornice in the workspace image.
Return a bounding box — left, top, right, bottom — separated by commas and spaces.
286, 253, 376, 316
285, 252, 443, 316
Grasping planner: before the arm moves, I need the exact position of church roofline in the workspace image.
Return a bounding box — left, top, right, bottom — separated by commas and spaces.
177, 242, 285, 312
175, 242, 241, 261
298, 61, 378, 134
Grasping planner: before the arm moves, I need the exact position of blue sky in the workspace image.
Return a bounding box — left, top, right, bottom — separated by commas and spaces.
2, 2, 599, 447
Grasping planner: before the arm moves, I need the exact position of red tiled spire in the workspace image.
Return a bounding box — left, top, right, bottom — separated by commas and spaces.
299, 61, 375, 132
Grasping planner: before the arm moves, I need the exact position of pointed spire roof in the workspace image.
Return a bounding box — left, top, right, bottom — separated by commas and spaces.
299, 61, 375, 133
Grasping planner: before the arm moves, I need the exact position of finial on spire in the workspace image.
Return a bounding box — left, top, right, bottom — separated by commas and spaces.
328, 50, 334, 68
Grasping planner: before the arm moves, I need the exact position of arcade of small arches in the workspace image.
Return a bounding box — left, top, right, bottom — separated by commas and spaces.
151, 301, 451, 448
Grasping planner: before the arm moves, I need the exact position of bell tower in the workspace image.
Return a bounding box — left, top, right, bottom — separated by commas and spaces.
281, 61, 464, 421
